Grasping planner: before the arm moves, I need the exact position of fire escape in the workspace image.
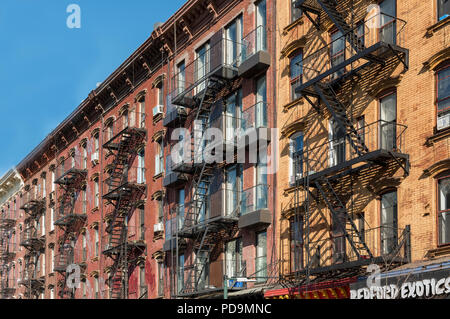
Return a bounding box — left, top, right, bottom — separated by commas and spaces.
286, 0, 411, 285
102, 111, 147, 299
19, 185, 45, 298
165, 35, 245, 298
0, 206, 17, 299
53, 155, 88, 299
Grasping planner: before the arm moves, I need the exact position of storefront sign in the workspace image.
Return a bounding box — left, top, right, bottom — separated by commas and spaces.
350, 268, 450, 299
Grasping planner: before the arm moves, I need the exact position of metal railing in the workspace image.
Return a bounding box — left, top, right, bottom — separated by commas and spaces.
102, 226, 143, 252
20, 188, 45, 209
103, 166, 146, 195
298, 12, 407, 85
293, 120, 407, 177
242, 25, 267, 61
54, 248, 84, 272
224, 259, 247, 288
55, 155, 88, 182
55, 197, 87, 222
303, 225, 410, 269
171, 38, 243, 104
103, 111, 147, 144
0, 207, 18, 223
20, 227, 42, 244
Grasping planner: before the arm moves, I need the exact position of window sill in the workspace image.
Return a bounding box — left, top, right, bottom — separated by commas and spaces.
426, 16, 450, 37
153, 172, 164, 181
282, 97, 304, 112
425, 126, 450, 146
425, 244, 450, 259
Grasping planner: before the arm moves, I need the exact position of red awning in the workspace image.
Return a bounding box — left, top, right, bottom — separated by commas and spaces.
265, 277, 358, 299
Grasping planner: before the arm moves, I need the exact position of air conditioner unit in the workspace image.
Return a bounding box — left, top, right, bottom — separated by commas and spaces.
153, 105, 164, 116
154, 222, 164, 233
437, 113, 450, 131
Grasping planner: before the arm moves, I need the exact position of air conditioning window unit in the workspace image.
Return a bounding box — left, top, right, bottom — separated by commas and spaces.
154, 222, 164, 233
437, 113, 450, 131
153, 105, 164, 116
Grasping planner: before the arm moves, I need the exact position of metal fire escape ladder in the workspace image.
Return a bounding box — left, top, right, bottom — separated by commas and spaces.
295, 0, 384, 65
315, 179, 373, 259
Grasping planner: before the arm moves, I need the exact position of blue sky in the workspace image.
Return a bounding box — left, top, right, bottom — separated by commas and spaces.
0, 0, 185, 176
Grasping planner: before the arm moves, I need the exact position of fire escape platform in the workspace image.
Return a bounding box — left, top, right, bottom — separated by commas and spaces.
54, 169, 87, 185
54, 213, 87, 226
177, 215, 239, 239
103, 182, 147, 201
298, 149, 409, 186
102, 241, 146, 256
163, 106, 188, 128
19, 278, 45, 290
103, 127, 147, 150
20, 238, 45, 251
293, 255, 409, 280
0, 219, 16, 229
177, 286, 245, 299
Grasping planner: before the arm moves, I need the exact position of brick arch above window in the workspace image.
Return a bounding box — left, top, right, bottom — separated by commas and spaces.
119, 103, 130, 116
280, 37, 306, 59
90, 128, 100, 137
423, 159, 450, 179
152, 129, 166, 142
425, 47, 450, 71
135, 89, 148, 102
152, 74, 166, 88
104, 116, 116, 127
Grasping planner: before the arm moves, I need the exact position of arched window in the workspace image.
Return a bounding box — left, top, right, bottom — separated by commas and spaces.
436, 61, 450, 130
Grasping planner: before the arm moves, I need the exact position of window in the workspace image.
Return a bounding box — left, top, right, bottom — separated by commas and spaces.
139, 206, 145, 241
225, 238, 243, 280
82, 188, 87, 214
355, 116, 366, 148
290, 216, 303, 272
42, 177, 46, 198
50, 207, 55, 231
122, 109, 129, 130
195, 42, 210, 94
95, 229, 99, 257
356, 21, 365, 48
438, 173, 450, 245
225, 16, 243, 67
83, 144, 88, 169
94, 278, 99, 299
176, 61, 186, 95
437, 64, 450, 130
138, 149, 146, 184
157, 82, 164, 107
106, 121, 114, 141
381, 190, 398, 254
332, 208, 346, 263
380, 92, 397, 150
177, 254, 184, 294
94, 132, 99, 161
51, 248, 54, 273
379, 0, 397, 45
225, 165, 242, 217
177, 189, 185, 231
256, 76, 267, 128
256, 155, 268, 211
82, 233, 87, 261
438, 0, 450, 21
94, 178, 99, 207
290, 51, 303, 101
356, 213, 365, 243
291, 0, 302, 23
255, 231, 267, 282
255, 0, 267, 51
138, 97, 146, 128
329, 118, 346, 167
330, 29, 345, 79
289, 132, 304, 185
51, 171, 55, 192
158, 262, 164, 296
157, 199, 163, 223
155, 140, 164, 176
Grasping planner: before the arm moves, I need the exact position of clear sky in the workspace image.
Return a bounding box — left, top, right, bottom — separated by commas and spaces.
0, 0, 186, 177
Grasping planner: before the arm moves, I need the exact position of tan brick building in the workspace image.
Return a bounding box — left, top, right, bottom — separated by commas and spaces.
268, 0, 450, 299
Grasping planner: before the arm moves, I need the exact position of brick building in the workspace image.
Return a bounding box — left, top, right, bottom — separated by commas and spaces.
1, 0, 450, 300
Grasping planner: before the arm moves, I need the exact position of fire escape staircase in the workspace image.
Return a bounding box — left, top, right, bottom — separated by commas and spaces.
103, 122, 147, 299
